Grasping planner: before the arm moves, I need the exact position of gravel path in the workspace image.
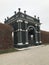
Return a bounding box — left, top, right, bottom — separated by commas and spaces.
0, 45, 49, 65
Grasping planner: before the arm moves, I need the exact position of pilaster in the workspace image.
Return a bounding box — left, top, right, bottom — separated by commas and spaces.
17, 20, 23, 45
25, 21, 28, 44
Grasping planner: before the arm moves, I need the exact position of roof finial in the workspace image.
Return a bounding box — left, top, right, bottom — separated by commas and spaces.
24, 10, 26, 14
18, 8, 21, 12
5, 18, 6, 21
37, 17, 39, 20
34, 15, 36, 18
14, 11, 16, 15
7, 17, 9, 20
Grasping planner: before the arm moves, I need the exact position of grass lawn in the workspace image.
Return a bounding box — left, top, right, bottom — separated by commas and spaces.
0, 48, 16, 54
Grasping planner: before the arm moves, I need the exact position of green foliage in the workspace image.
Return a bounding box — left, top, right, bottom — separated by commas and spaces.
0, 48, 16, 54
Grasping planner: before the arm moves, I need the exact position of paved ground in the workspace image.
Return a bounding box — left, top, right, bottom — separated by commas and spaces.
0, 45, 49, 65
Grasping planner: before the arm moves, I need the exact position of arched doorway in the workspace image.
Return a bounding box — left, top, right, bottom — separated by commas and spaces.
27, 26, 36, 45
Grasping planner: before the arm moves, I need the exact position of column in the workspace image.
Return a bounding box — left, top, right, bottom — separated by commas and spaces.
25, 21, 28, 44
35, 24, 39, 44
17, 20, 23, 45
38, 25, 42, 44
35, 31, 39, 44
38, 27, 42, 44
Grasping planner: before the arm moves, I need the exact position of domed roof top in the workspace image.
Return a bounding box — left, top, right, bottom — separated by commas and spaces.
0, 23, 13, 31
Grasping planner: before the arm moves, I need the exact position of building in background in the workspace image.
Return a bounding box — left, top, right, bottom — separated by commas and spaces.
4, 8, 42, 48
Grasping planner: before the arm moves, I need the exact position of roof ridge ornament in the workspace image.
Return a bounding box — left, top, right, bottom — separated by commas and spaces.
37, 17, 39, 20
18, 8, 21, 12
5, 18, 6, 21
14, 11, 16, 15
7, 17, 9, 20
24, 10, 26, 14
34, 15, 36, 19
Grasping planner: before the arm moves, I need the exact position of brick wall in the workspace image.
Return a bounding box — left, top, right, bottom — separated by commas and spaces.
41, 31, 49, 44
0, 23, 13, 50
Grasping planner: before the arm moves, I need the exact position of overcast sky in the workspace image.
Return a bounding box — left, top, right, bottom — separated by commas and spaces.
0, 0, 49, 31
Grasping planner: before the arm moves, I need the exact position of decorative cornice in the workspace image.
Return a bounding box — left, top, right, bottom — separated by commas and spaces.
14, 29, 28, 32
17, 20, 23, 22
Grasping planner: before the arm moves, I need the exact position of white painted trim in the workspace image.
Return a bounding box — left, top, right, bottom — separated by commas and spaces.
36, 41, 39, 44
15, 29, 26, 32
39, 41, 42, 43
25, 42, 28, 44
25, 21, 28, 23
17, 29, 22, 31
22, 29, 26, 31
17, 43, 23, 45
26, 30, 28, 32
27, 25, 36, 32
17, 20, 23, 22
35, 24, 38, 26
